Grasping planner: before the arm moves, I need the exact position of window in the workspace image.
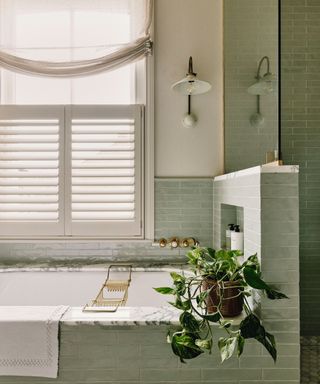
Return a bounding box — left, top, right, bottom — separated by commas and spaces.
0, 105, 144, 237
0, 0, 153, 239
0, 0, 141, 104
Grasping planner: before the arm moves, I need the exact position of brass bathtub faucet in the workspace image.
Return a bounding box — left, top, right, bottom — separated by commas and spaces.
157, 237, 199, 249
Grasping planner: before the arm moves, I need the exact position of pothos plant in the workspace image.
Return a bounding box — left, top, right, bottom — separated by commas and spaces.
154, 247, 288, 363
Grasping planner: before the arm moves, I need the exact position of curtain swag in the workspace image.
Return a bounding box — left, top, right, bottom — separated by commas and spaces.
0, 0, 153, 78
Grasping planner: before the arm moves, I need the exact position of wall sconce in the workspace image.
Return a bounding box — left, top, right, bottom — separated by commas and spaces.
247, 56, 277, 127
171, 56, 211, 128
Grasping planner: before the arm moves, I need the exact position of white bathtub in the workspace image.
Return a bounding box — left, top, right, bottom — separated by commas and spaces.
0, 267, 182, 324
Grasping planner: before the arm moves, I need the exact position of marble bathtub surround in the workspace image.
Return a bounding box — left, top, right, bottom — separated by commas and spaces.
0, 265, 245, 327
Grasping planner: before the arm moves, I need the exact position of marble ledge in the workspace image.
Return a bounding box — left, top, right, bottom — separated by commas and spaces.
62, 306, 245, 327
0, 264, 188, 273
62, 306, 180, 326
214, 164, 299, 182
0, 254, 187, 270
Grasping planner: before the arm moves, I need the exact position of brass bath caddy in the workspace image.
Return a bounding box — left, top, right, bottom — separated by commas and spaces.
83, 264, 132, 313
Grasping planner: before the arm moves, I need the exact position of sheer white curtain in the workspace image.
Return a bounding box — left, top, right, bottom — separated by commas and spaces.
0, 0, 153, 77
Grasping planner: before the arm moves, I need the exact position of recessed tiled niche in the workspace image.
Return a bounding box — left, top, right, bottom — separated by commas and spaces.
220, 204, 244, 249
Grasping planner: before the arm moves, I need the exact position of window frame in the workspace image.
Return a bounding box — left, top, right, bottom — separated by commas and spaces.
0, 95, 154, 241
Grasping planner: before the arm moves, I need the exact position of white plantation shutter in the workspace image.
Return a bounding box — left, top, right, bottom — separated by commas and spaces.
0, 105, 143, 238
0, 106, 64, 235
66, 106, 143, 237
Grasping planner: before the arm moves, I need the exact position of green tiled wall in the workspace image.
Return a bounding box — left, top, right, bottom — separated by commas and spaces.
155, 179, 213, 247
224, 0, 279, 172
0, 323, 300, 384
281, 0, 320, 335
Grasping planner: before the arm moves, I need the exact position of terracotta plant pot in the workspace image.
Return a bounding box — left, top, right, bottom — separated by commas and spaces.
202, 278, 243, 317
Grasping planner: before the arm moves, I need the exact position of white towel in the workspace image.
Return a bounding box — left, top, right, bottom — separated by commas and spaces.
0, 306, 68, 378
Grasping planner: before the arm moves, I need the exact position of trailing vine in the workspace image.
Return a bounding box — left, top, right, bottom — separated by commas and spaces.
155, 247, 288, 363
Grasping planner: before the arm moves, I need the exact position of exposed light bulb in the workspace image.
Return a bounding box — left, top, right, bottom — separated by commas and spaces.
187, 81, 196, 94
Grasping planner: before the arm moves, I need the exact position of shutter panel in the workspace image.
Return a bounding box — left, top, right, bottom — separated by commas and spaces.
0, 106, 64, 236
66, 105, 143, 237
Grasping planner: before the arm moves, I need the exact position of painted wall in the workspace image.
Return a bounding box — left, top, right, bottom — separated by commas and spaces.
154, 0, 224, 177
224, 0, 278, 172
281, 0, 320, 336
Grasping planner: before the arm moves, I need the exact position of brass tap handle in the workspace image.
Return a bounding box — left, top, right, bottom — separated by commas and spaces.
158, 238, 167, 248
181, 237, 198, 248
188, 237, 196, 247
169, 237, 179, 248
181, 238, 190, 248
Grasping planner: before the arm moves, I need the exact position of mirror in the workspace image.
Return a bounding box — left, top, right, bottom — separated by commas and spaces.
223, 0, 279, 173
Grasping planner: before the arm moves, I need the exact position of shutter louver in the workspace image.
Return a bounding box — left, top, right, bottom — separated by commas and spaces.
0, 106, 64, 236
66, 106, 143, 237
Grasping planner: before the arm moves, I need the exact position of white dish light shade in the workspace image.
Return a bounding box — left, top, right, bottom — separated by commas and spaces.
171, 74, 212, 95
247, 73, 277, 96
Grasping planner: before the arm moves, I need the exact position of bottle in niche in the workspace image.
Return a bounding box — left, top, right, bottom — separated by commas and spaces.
225, 224, 234, 250
230, 225, 243, 252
